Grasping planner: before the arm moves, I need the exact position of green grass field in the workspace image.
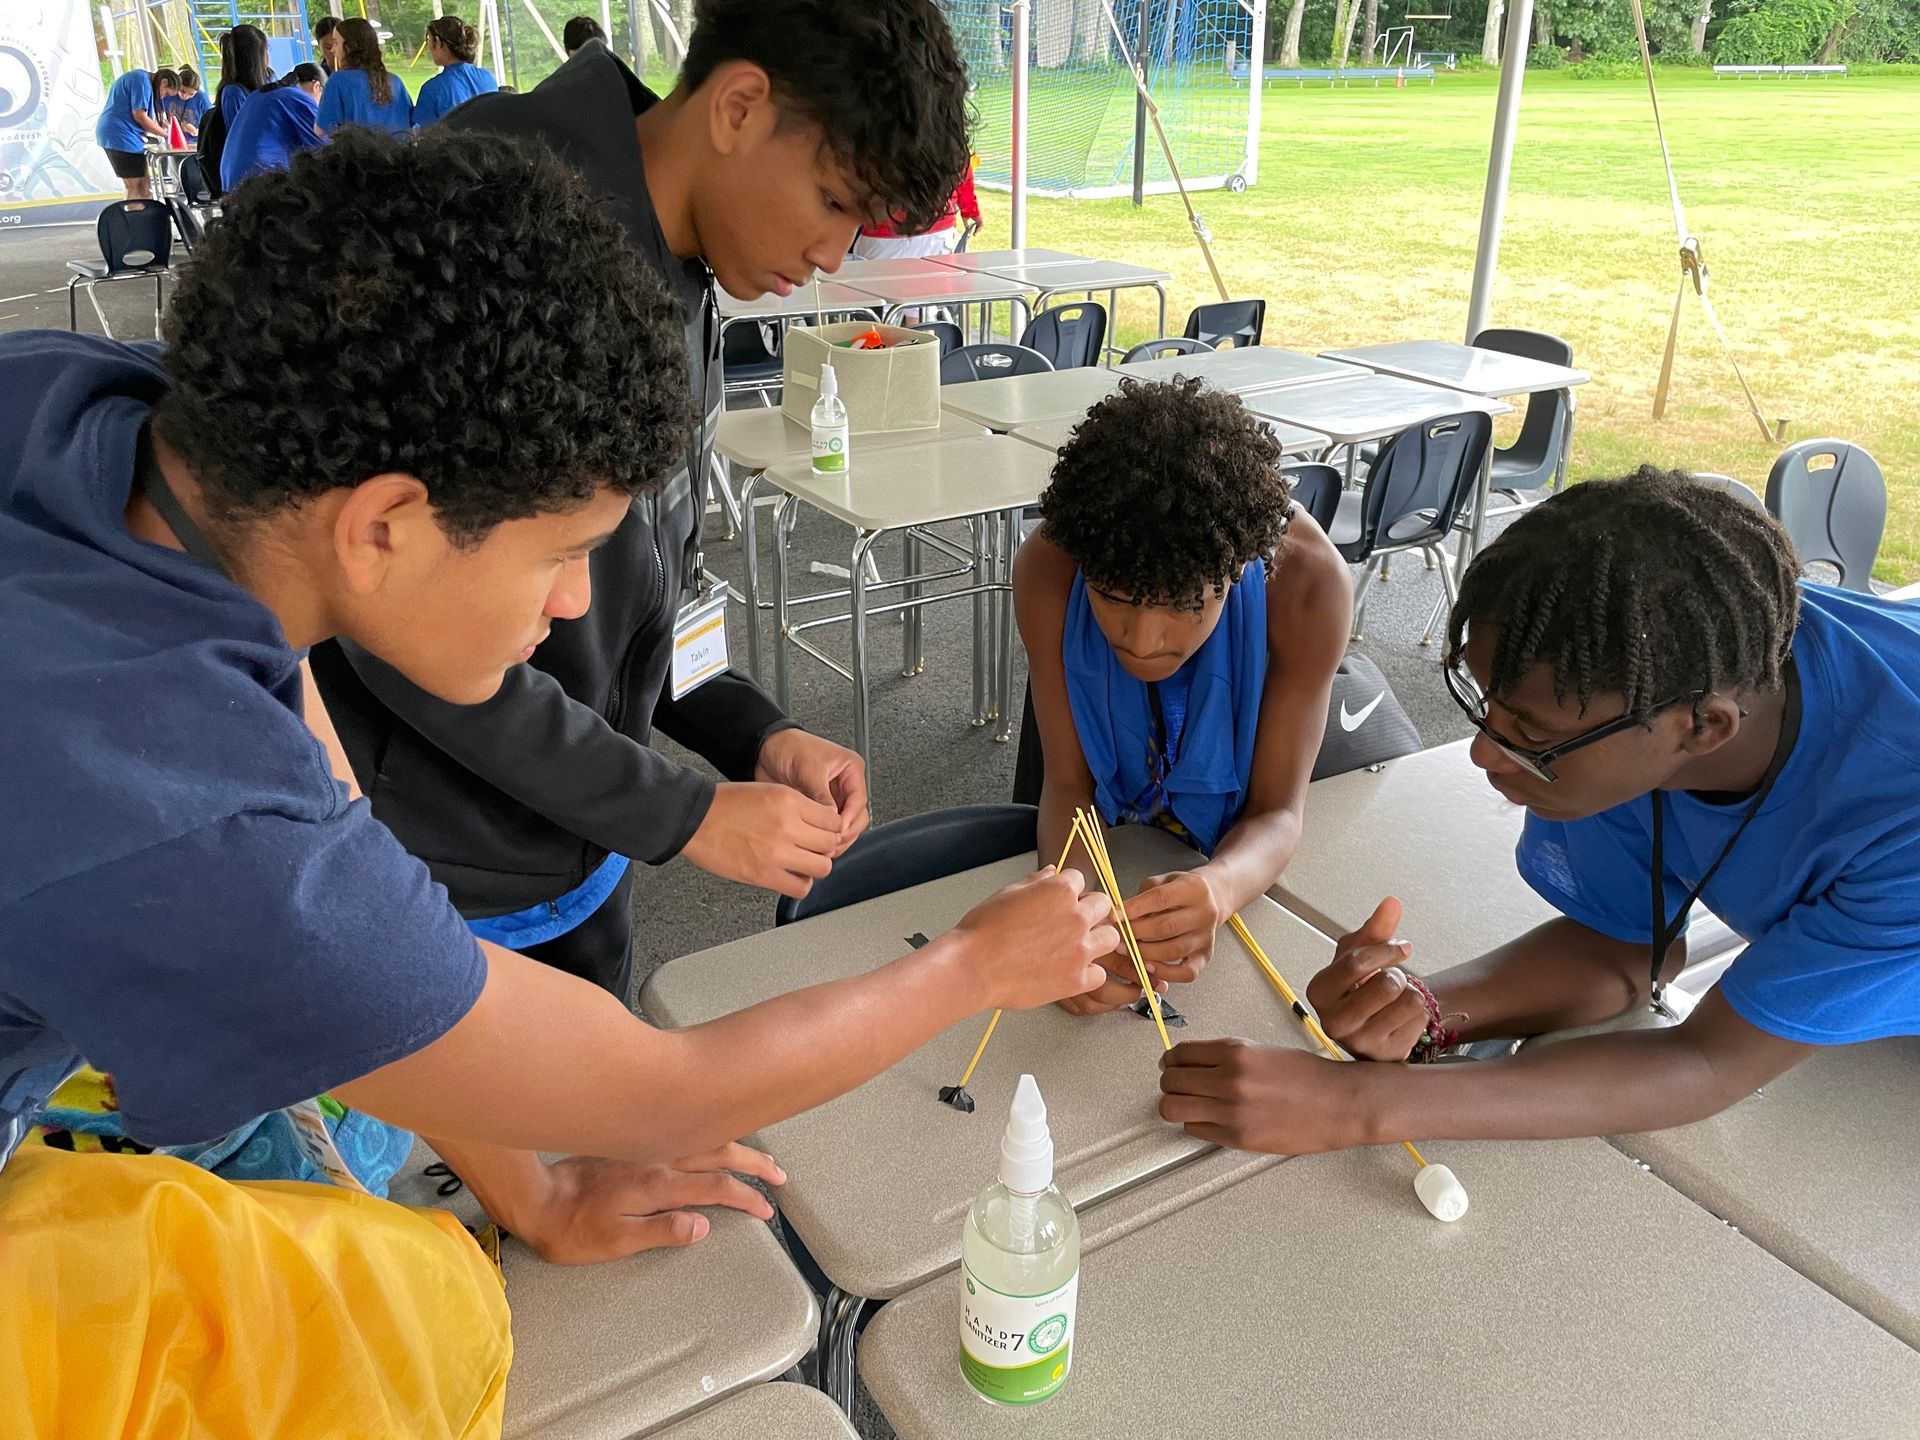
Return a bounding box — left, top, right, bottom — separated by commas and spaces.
966, 68, 1920, 583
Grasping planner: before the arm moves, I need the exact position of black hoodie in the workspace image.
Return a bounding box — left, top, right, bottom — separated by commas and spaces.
309, 43, 795, 917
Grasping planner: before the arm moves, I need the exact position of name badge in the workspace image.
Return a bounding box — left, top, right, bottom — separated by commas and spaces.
284, 1099, 369, 1192
671, 590, 730, 700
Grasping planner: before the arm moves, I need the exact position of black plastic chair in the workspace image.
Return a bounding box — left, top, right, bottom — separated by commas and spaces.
68, 200, 173, 338
720, 317, 785, 405
177, 155, 214, 207
775, 804, 1039, 926
1119, 336, 1214, 365
1282, 461, 1341, 533
1019, 301, 1107, 370
1328, 411, 1493, 641
1690, 472, 1766, 510
1472, 326, 1575, 510
167, 197, 208, 254
909, 319, 964, 358
941, 342, 1054, 385
1765, 439, 1886, 593
1183, 299, 1266, 350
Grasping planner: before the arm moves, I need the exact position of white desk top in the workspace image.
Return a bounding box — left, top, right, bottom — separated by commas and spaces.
938, 367, 1126, 431
832, 257, 963, 282
990, 259, 1173, 290
761, 433, 1056, 531
838, 270, 1038, 307
715, 409, 986, 473
1242, 373, 1510, 447
861, 1137, 1920, 1438
1615, 1036, 1920, 1350
1272, 739, 1559, 969
933, 247, 1094, 272
640, 826, 1329, 1300
1119, 346, 1365, 393
1010, 411, 1326, 459
387, 1146, 817, 1440
717, 282, 878, 321
1321, 339, 1590, 397
653, 1383, 858, 1439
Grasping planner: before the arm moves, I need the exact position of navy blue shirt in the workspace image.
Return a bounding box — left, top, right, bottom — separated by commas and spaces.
0, 331, 485, 1161
221, 85, 323, 191
1519, 585, 1920, 1044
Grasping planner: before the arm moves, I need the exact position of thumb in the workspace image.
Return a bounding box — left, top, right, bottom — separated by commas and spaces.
1346, 897, 1402, 951
623, 1211, 710, 1254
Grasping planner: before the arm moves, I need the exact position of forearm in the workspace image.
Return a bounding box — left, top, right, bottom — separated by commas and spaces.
1355, 1024, 1790, 1145
421, 1136, 550, 1234
1038, 779, 1095, 886
1420, 918, 1684, 1042
655, 672, 796, 782
1200, 806, 1302, 916
339, 936, 986, 1164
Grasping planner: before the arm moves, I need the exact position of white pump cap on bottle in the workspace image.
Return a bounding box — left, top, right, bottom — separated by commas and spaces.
819, 361, 839, 401
1000, 1074, 1054, 1195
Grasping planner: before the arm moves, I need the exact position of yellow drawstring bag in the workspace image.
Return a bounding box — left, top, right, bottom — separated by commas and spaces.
0, 1146, 511, 1440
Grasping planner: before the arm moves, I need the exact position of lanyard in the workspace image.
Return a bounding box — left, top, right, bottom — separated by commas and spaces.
1646, 658, 1800, 1013
139, 433, 232, 581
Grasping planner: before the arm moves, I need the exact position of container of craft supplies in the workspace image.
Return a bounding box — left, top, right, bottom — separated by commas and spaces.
959, 1074, 1080, 1406
781, 321, 941, 436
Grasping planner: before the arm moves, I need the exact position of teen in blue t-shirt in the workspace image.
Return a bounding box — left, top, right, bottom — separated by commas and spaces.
220, 68, 326, 192
315, 17, 413, 133
1014, 378, 1353, 1019
1158, 468, 1920, 1156
413, 15, 498, 127
163, 67, 212, 135
95, 67, 177, 198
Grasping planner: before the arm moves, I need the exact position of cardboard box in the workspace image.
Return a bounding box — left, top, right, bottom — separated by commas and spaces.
781, 322, 942, 436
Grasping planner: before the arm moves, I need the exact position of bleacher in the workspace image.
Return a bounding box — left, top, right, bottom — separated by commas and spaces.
1226, 61, 1438, 87
1713, 63, 1848, 78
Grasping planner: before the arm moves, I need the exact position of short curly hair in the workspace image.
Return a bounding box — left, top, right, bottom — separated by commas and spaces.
1040, 377, 1293, 612
681, 0, 971, 233
155, 127, 690, 544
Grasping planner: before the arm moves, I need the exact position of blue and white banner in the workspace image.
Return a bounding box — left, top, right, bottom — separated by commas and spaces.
1, 1, 120, 228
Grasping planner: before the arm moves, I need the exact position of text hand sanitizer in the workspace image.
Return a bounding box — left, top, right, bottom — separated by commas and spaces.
810, 360, 849, 475
960, 1074, 1080, 1406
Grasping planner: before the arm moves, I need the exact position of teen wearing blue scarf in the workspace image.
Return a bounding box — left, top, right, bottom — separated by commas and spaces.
1015, 377, 1353, 1016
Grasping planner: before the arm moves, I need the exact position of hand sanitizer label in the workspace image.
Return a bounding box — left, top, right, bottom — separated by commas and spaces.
959, 1262, 1076, 1405
810, 426, 847, 474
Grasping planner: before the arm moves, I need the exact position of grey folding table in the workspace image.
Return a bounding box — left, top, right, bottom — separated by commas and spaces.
835, 268, 1039, 335
387, 1144, 818, 1440
982, 258, 1172, 357
1241, 372, 1510, 459
1010, 411, 1327, 461
861, 1135, 1920, 1438
930, 246, 1094, 273
761, 434, 1057, 772
640, 824, 1331, 1411
832, 257, 967, 284
1118, 346, 1366, 394
711, 409, 987, 683
717, 281, 880, 323
653, 1383, 858, 1439
938, 367, 1126, 433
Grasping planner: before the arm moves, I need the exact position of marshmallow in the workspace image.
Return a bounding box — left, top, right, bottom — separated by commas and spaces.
1414, 1163, 1469, 1222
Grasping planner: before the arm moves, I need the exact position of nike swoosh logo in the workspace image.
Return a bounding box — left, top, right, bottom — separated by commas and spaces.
1340, 691, 1386, 732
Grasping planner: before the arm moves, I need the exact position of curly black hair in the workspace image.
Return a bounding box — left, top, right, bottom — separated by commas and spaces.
681, 0, 971, 233
1040, 377, 1292, 612
1446, 466, 1802, 720
155, 127, 690, 545
563, 15, 607, 53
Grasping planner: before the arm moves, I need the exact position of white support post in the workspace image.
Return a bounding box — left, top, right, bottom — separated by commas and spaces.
599, 0, 613, 45
1244, 0, 1267, 186
1010, 0, 1030, 248
101, 3, 126, 79
518, 0, 567, 61
1464, 0, 1533, 341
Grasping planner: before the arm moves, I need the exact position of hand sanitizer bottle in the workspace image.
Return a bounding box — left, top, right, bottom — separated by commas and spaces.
959, 1074, 1080, 1406
810, 361, 849, 475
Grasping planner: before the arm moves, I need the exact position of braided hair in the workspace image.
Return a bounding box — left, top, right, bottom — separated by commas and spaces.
1445, 466, 1801, 722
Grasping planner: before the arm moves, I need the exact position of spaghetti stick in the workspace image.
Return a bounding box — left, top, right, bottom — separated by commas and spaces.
941, 816, 1095, 1104
1079, 811, 1172, 1050
1227, 914, 1428, 1170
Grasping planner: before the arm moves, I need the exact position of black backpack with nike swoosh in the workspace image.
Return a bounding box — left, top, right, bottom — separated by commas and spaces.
1011, 651, 1422, 805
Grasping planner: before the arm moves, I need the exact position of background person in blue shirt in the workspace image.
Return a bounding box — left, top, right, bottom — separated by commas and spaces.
214, 23, 270, 131
1014, 378, 1353, 1017
220, 64, 326, 192
1159, 469, 1920, 1153
316, 17, 413, 134
163, 65, 211, 137
412, 15, 498, 128
95, 66, 177, 199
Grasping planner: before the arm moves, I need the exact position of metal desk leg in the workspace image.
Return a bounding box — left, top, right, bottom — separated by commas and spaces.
819, 1286, 870, 1415
901, 529, 924, 676
969, 517, 989, 726
709, 453, 740, 543
994, 509, 1017, 741
773, 494, 798, 710
1153, 282, 1167, 341
739, 468, 766, 683
849, 529, 880, 771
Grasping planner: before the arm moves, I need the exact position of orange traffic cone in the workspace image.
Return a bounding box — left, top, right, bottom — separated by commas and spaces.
167, 114, 187, 150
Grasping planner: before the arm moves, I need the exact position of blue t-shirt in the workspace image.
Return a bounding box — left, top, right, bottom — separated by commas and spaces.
413, 61, 498, 127
221, 86, 323, 191
96, 70, 156, 152
218, 83, 252, 130
316, 67, 414, 133
165, 90, 212, 129
1517, 584, 1920, 1045
0, 331, 486, 1162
